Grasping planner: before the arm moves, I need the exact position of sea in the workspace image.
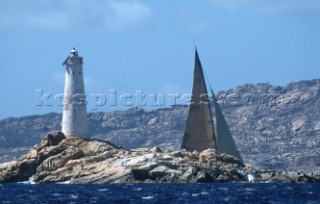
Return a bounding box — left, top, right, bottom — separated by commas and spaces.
0, 183, 319, 203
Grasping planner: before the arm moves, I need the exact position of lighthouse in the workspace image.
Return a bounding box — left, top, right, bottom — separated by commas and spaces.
61, 48, 87, 136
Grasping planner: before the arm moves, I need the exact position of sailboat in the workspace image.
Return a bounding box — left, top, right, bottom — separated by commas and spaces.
181, 48, 243, 164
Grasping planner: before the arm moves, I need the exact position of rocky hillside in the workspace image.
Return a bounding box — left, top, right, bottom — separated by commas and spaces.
1, 79, 320, 172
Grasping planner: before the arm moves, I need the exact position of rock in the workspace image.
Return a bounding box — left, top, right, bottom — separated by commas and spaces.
37, 146, 65, 165
150, 146, 161, 153
37, 147, 84, 172
132, 168, 149, 181
180, 167, 198, 181
149, 165, 168, 179
256, 172, 274, 182
228, 168, 246, 181
172, 151, 184, 158
195, 171, 213, 182
0, 159, 37, 183
19, 159, 37, 177
1, 133, 319, 184
147, 117, 157, 126
47, 132, 66, 146
267, 173, 291, 183
166, 169, 183, 176
217, 175, 231, 182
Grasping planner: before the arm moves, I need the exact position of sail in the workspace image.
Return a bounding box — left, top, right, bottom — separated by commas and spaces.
181, 49, 217, 151
210, 87, 244, 163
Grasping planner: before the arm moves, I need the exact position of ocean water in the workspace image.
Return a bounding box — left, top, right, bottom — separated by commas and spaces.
0, 183, 319, 203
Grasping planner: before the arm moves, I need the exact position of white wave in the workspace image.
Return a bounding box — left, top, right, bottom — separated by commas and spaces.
56, 180, 71, 184
247, 174, 255, 183
142, 196, 154, 200
56, 177, 73, 184
97, 188, 108, 192
17, 176, 36, 184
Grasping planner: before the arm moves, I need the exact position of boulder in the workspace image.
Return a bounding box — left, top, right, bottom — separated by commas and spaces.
47, 132, 66, 146
0, 159, 37, 183
195, 170, 214, 182
149, 165, 168, 179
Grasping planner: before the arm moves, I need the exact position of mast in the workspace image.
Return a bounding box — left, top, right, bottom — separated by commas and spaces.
181, 48, 217, 151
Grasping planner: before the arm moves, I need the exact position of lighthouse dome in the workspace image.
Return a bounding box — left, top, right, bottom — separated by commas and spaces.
70, 48, 78, 56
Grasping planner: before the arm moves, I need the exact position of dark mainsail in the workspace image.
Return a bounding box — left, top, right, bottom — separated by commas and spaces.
181, 48, 243, 164
210, 87, 244, 163
181, 49, 217, 151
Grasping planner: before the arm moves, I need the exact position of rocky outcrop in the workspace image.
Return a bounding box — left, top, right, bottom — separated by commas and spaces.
1, 132, 319, 184
1, 79, 320, 171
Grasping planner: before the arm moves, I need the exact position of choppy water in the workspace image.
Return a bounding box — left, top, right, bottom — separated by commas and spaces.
0, 183, 319, 203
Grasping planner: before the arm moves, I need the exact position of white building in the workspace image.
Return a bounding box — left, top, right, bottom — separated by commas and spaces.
61, 48, 87, 136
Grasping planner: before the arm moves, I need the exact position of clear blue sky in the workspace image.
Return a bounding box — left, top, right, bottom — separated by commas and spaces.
0, 0, 319, 119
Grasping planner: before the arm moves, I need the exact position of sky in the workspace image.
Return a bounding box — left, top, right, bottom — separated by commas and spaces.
0, 0, 320, 119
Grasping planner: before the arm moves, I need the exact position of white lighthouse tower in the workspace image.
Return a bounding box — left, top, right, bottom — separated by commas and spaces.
61, 48, 87, 136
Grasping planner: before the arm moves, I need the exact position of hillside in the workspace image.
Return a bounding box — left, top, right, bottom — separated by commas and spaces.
1, 79, 320, 172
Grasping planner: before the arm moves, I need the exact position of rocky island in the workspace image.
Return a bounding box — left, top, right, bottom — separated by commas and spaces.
1, 132, 319, 184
